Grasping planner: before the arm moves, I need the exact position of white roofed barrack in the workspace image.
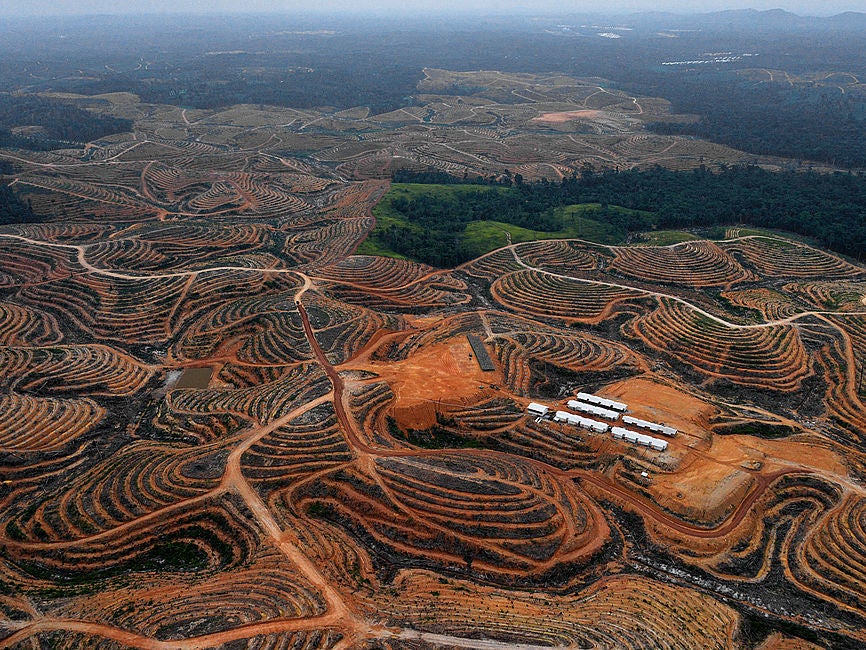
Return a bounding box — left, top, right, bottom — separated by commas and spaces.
567, 399, 619, 420
621, 415, 677, 436
555, 410, 609, 432
611, 426, 668, 451
576, 392, 627, 412
527, 402, 549, 415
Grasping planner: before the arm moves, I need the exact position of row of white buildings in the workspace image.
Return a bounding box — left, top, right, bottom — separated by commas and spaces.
612, 426, 668, 451
622, 415, 677, 437
526, 391, 676, 453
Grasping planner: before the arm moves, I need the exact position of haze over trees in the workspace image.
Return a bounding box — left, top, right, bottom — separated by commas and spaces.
2, 11, 866, 164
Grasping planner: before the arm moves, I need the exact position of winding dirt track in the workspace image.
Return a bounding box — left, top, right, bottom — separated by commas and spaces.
1, 234, 851, 649
4, 76, 864, 648
504, 241, 866, 329
4, 232, 863, 329
1, 394, 362, 649
1, 616, 346, 650
296, 301, 803, 540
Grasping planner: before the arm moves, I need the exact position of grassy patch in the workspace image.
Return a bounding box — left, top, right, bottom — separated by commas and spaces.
357, 183, 493, 258
369, 182, 510, 231
355, 238, 410, 259
636, 230, 699, 246
461, 213, 623, 257
554, 203, 646, 243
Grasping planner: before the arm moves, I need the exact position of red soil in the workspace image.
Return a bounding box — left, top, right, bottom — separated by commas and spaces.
346, 337, 504, 431
531, 110, 604, 123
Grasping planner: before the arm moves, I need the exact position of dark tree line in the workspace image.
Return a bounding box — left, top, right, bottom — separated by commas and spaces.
378, 224, 467, 268
373, 179, 648, 267
0, 95, 132, 151
382, 167, 866, 266
0, 183, 37, 225
390, 191, 562, 232
641, 73, 866, 168
573, 165, 866, 258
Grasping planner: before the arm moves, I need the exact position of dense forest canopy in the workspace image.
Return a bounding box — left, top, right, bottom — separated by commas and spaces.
0, 182, 36, 226
576, 166, 866, 256
0, 94, 132, 150
643, 72, 866, 168
364, 182, 636, 267
370, 167, 866, 267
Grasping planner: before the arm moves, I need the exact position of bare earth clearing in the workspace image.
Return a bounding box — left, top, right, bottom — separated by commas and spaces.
1, 70, 865, 649
530, 110, 606, 123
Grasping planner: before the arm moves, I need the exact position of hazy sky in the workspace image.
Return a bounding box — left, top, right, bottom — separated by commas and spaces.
3, 0, 864, 17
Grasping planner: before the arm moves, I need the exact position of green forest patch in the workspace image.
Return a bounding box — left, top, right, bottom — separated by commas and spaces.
358, 183, 638, 266
359, 166, 866, 266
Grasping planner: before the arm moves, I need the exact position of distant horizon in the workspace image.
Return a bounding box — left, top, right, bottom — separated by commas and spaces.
3, 2, 865, 19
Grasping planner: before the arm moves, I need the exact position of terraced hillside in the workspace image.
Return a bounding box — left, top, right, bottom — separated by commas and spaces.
1, 71, 866, 650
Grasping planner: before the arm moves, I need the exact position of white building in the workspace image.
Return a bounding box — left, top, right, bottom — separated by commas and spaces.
612, 426, 668, 451
555, 411, 610, 433
635, 433, 654, 447
576, 392, 628, 412
622, 415, 677, 437
527, 402, 549, 417
566, 400, 619, 421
